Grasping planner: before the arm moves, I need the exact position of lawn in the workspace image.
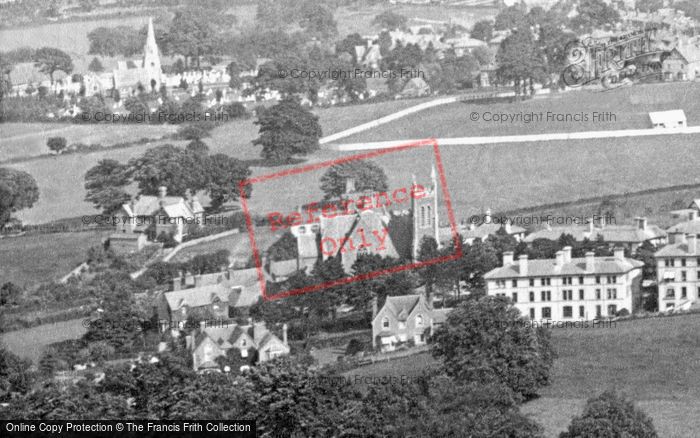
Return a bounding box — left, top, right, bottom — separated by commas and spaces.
339, 82, 700, 144
0, 230, 111, 288
348, 314, 700, 438
0, 317, 87, 364
0, 123, 177, 163
169, 226, 280, 265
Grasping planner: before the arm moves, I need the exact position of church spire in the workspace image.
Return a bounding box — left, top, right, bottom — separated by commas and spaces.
145, 17, 158, 58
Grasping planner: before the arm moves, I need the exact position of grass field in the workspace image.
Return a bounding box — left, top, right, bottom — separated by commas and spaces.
0, 318, 87, 364
339, 82, 700, 144
169, 226, 280, 265
0, 230, 111, 288
0, 123, 177, 162
349, 314, 700, 438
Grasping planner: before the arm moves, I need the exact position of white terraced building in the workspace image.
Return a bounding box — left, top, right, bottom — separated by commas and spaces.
485, 247, 643, 322
654, 232, 700, 312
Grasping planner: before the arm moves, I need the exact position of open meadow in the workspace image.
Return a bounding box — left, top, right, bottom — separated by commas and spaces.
349, 313, 700, 438
0, 317, 87, 364
0, 230, 111, 288
340, 82, 700, 143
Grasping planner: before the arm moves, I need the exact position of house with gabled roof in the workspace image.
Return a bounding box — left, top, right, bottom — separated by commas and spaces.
187, 320, 289, 371
371, 293, 451, 352
110, 186, 204, 252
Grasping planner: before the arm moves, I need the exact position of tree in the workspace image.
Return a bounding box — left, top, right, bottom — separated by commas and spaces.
32, 47, 73, 85
335, 33, 366, 62
0, 347, 34, 401
471, 20, 494, 42
206, 153, 252, 210
373, 11, 407, 30
560, 390, 657, 438
0, 168, 39, 228
571, 0, 621, 32
432, 296, 555, 399
461, 239, 499, 295
496, 28, 546, 96
299, 2, 337, 38
88, 57, 104, 73
46, 136, 67, 154
165, 9, 220, 70
494, 4, 528, 31
252, 96, 322, 162
128, 144, 209, 197
319, 160, 388, 199
84, 159, 132, 215
0, 282, 22, 306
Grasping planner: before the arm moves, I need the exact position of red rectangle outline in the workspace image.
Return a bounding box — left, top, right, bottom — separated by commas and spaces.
239, 138, 463, 301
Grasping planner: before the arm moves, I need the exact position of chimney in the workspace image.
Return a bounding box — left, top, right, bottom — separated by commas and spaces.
555, 250, 564, 268
185, 335, 193, 350
158, 186, 167, 199
563, 246, 572, 263
199, 320, 206, 332
635, 217, 647, 231
503, 251, 514, 266
614, 247, 625, 261
282, 323, 288, 345
518, 254, 528, 276
687, 234, 697, 255
345, 177, 356, 194
371, 294, 378, 318
585, 252, 595, 272
172, 274, 182, 291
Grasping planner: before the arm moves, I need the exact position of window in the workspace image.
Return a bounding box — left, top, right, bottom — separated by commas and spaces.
608, 304, 617, 315
529, 291, 535, 302
595, 276, 601, 284
241, 339, 246, 347
541, 291, 551, 301
529, 279, 535, 287
416, 314, 424, 327
596, 305, 602, 317
579, 306, 585, 317
382, 317, 390, 329
578, 276, 584, 284
607, 289, 617, 299
681, 258, 687, 267
681, 287, 687, 299
512, 280, 517, 287
563, 277, 573, 285
563, 290, 573, 301
542, 307, 551, 319
579, 289, 584, 300
540, 278, 546, 286
512, 292, 518, 303
529, 308, 535, 319
665, 259, 672, 267
595, 289, 601, 300
420, 206, 425, 228
546, 278, 551, 286
666, 288, 675, 299
563, 306, 573, 318
426, 206, 432, 226
681, 271, 687, 282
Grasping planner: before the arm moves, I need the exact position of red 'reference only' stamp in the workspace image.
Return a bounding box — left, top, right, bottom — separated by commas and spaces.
239, 139, 462, 301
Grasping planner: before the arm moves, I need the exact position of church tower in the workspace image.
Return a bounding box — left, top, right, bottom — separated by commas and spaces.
143, 17, 162, 91
411, 165, 440, 261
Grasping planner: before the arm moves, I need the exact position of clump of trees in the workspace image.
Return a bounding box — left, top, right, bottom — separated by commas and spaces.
46, 136, 67, 154
0, 167, 39, 229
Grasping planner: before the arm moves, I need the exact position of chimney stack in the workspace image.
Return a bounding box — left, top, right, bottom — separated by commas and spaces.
345, 177, 356, 194
687, 234, 697, 255
614, 247, 625, 261
282, 323, 288, 345
635, 217, 647, 231
555, 250, 564, 268
585, 251, 595, 272
563, 246, 572, 263
158, 186, 167, 199
503, 251, 514, 266
518, 254, 528, 276
199, 320, 206, 332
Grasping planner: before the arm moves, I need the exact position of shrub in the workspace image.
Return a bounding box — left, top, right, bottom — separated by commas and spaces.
47, 136, 67, 154
560, 390, 657, 438
345, 338, 364, 356
156, 231, 178, 248
176, 123, 212, 140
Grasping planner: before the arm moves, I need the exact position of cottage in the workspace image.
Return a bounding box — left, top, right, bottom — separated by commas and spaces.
648, 109, 687, 128
187, 320, 289, 371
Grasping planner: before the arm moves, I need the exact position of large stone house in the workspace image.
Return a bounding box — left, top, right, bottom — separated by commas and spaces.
186, 320, 290, 371
485, 247, 644, 321
371, 293, 451, 352
110, 186, 204, 253
158, 268, 261, 326
654, 232, 700, 312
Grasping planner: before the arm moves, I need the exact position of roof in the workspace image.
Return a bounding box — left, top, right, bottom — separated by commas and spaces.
194, 322, 281, 352
444, 36, 487, 48
524, 225, 666, 244
230, 268, 263, 307
484, 256, 644, 280
165, 284, 232, 310
649, 109, 687, 124
166, 268, 261, 310
125, 195, 194, 218
463, 223, 526, 240
378, 294, 422, 323
666, 219, 700, 235
654, 242, 699, 257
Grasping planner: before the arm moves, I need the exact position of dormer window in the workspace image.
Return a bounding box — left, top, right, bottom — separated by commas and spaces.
416, 314, 424, 327
382, 317, 390, 329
